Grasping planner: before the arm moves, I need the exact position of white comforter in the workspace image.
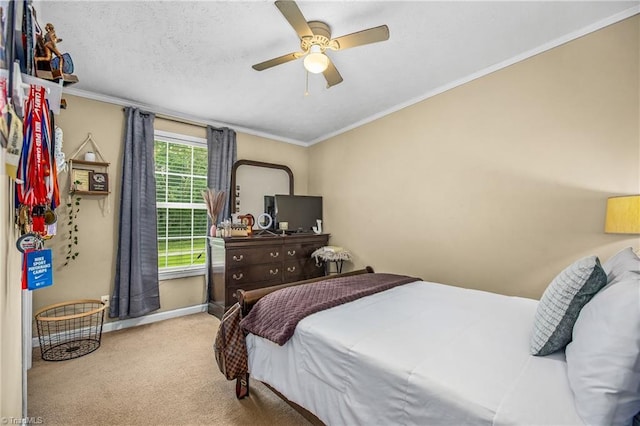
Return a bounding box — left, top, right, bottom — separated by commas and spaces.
246, 280, 583, 425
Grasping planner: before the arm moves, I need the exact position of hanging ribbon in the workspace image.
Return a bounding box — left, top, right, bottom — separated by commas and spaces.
42, 95, 59, 209
15, 84, 59, 235
16, 88, 36, 206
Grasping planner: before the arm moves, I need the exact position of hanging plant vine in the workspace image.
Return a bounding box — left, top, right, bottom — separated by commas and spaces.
64, 181, 81, 266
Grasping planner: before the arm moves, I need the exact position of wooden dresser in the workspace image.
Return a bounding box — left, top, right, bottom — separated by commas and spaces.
208, 233, 329, 317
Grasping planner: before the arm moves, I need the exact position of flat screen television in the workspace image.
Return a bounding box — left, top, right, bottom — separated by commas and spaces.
274, 194, 323, 233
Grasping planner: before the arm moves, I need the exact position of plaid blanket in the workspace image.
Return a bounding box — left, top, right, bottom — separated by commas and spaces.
214, 303, 247, 381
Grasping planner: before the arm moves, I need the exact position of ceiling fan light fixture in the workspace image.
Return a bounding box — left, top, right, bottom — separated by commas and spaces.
252, 1, 389, 87
303, 45, 329, 74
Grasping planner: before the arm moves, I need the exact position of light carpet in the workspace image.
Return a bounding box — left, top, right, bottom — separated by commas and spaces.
28, 312, 309, 425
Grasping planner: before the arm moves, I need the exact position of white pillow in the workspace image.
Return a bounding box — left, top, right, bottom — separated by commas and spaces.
530, 256, 607, 356
565, 271, 640, 426
602, 247, 640, 284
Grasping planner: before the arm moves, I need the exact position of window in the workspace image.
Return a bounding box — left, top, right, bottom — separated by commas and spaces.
154, 131, 208, 279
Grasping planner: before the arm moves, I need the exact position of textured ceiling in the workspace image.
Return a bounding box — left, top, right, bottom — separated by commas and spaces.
35, 1, 639, 145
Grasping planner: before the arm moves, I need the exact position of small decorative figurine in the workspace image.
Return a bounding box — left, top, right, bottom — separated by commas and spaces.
34, 22, 76, 81
35, 23, 63, 77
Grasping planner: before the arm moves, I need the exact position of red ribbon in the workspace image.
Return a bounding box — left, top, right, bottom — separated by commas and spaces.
17, 85, 52, 234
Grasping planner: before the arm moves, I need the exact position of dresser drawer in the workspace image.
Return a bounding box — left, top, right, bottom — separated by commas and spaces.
282, 244, 318, 259
284, 238, 329, 260
227, 262, 283, 286
283, 245, 303, 260
226, 246, 283, 266
284, 258, 325, 281
283, 259, 305, 281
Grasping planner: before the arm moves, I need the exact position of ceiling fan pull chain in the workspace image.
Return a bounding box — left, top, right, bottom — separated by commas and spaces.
304, 70, 310, 96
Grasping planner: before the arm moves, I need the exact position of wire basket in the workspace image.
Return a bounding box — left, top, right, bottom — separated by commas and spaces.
35, 299, 107, 361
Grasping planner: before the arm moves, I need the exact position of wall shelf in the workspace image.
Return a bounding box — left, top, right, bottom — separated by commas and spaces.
68, 159, 110, 195
34, 70, 78, 86
69, 159, 109, 168
68, 134, 111, 195
71, 190, 111, 196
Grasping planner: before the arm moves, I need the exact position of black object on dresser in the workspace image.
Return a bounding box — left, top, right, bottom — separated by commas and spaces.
208, 233, 329, 318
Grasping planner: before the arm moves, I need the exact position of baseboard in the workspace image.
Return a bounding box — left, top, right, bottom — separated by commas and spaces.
32, 303, 208, 348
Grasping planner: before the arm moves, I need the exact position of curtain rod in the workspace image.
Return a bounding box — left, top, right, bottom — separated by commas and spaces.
120, 107, 224, 130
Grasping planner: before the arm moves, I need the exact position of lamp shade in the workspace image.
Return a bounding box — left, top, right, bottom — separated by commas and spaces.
303, 45, 329, 74
604, 195, 640, 234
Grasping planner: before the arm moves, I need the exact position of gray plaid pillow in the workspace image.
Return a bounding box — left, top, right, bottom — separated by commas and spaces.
530, 256, 607, 356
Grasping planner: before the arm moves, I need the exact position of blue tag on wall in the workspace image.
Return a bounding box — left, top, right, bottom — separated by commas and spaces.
25, 249, 53, 290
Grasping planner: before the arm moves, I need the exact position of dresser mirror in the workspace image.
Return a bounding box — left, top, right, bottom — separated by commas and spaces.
230, 160, 293, 225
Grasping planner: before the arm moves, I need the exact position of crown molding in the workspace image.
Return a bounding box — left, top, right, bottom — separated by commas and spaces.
62, 87, 310, 147
307, 6, 640, 146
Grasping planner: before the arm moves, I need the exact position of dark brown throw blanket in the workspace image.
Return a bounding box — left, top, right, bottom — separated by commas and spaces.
240, 273, 419, 345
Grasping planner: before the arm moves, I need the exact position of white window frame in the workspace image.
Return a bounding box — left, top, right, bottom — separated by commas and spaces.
155, 130, 209, 281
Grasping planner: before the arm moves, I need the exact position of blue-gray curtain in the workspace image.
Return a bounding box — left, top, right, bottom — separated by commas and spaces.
205, 126, 236, 298
110, 107, 160, 319
206, 126, 237, 221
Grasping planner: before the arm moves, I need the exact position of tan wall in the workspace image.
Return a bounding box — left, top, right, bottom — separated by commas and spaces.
33, 95, 310, 319
1, 150, 23, 419
34, 96, 124, 320
309, 16, 640, 299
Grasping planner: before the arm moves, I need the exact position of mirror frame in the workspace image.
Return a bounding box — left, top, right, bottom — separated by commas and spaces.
230, 160, 294, 215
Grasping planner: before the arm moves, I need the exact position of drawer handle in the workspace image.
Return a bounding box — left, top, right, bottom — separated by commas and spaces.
232, 254, 244, 262
269, 268, 279, 275
287, 250, 296, 256
270, 251, 279, 258
287, 266, 296, 273
232, 273, 244, 280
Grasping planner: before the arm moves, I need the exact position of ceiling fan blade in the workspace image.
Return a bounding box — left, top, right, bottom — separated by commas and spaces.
252, 52, 301, 71
275, 0, 313, 39
331, 25, 389, 50
323, 58, 343, 88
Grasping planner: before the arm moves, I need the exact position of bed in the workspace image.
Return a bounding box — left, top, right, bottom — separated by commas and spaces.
219, 249, 640, 426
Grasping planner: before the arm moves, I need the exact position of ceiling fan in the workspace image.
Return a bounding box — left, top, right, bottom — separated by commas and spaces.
252, 0, 390, 88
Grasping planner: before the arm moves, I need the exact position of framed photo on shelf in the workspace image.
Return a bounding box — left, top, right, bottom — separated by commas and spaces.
72, 169, 90, 191
89, 172, 109, 192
